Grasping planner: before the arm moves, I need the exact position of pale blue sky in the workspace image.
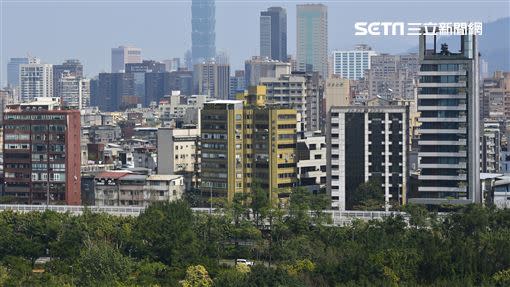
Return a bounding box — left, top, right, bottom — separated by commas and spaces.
1, 0, 509, 85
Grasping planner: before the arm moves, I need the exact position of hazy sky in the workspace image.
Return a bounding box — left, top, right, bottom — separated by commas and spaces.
1, 0, 509, 86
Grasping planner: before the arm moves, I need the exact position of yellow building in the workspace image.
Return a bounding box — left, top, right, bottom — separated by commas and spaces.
201, 86, 298, 205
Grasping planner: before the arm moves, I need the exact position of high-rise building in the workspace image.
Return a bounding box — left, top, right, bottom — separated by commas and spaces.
332, 44, 377, 80
193, 60, 230, 99
327, 106, 409, 210
3, 97, 81, 205
296, 4, 328, 78
191, 0, 216, 64
95, 73, 135, 111
261, 72, 322, 132
411, 30, 481, 205
111, 46, 142, 73
260, 7, 287, 62
19, 62, 53, 102
52, 59, 84, 99
200, 86, 298, 205
244, 56, 291, 87
125, 60, 166, 106
7, 57, 30, 88
59, 71, 90, 109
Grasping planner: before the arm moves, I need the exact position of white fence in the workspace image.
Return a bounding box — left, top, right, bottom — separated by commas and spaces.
0, 205, 408, 226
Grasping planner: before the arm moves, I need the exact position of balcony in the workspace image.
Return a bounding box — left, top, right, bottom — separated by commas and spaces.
418, 93, 466, 100
418, 82, 466, 88
418, 105, 467, 111
418, 117, 467, 122
419, 139, 467, 145
419, 163, 467, 169
417, 128, 467, 134
418, 174, 467, 181
418, 70, 467, 76
418, 151, 467, 157
418, 186, 467, 193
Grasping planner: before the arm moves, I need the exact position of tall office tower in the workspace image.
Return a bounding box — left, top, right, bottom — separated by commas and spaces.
332, 44, 377, 80
193, 60, 230, 99
58, 71, 90, 109
260, 7, 287, 61
125, 60, 166, 106
327, 106, 409, 210
481, 122, 501, 173
53, 59, 84, 98
411, 30, 480, 205
244, 56, 291, 87
200, 86, 297, 204
19, 63, 53, 102
296, 4, 328, 78
365, 53, 419, 100
7, 57, 30, 87
96, 73, 135, 111
480, 71, 510, 122
191, 0, 216, 64
261, 72, 322, 132
3, 97, 81, 205
111, 45, 142, 73
229, 70, 245, 100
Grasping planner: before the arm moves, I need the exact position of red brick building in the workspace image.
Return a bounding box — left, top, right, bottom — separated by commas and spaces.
3, 98, 81, 205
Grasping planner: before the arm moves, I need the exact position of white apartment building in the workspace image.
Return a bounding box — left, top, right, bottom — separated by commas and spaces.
333, 44, 377, 80
19, 63, 53, 102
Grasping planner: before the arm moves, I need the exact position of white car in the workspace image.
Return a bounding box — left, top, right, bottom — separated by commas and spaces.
236, 259, 254, 266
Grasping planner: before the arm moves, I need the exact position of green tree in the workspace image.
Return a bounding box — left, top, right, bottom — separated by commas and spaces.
134, 201, 200, 267
181, 265, 213, 287
351, 179, 384, 210
75, 241, 133, 286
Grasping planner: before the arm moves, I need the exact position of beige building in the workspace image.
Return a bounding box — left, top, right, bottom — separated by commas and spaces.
324, 75, 350, 112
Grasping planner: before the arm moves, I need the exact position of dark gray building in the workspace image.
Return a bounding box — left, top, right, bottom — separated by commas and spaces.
411, 29, 480, 205
192, 0, 215, 64
95, 73, 135, 111
260, 7, 287, 62
327, 106, 409, 210
125, 60, 166, 106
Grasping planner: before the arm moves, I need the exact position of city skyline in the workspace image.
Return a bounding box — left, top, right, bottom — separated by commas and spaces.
1, 0, 509, 86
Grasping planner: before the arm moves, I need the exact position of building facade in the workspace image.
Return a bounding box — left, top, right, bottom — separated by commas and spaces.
193, 61, 230, 99
297, 131, 327, 192
3, 98, 81, 205
94, 171, 184, 206
200, 86, 298, 205
332, 45, 377, 80
157, 127, 200, 190
327, 106, 409, 210
7, 57, 30, 88
260, 7, 287, 61
59, 72, 90, 109
412, 31, 481, 205
111, 46, 142, 73
296, 4, 328, 78
191, 0, 216, 64
19, 63, 53, 102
